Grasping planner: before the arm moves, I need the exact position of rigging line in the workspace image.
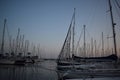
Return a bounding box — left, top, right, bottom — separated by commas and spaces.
113, 1, 120, 41
97, 34, 102, 54
115, 23, 120, 30
116, 26, 120, 37
58, 9, 75, 60
6, 22, 12, 52
115, 0, 120, 9
118, 26, 120, 30
85, 28, 91, 40
58, 23, 72, 60
113, 0, 120, 20
117, 0, 120, 5
86, 0, 100, 30
75, 27, 84, 54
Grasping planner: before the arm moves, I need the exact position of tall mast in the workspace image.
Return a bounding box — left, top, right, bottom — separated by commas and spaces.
24, 40, 27, 56
91, 37, 93, 57
94, 40, 96, 57
26, 40, 29, 54
107, 35, 109, 55
72, 8, 75, 55
1, 19, 7, 55
9, 36, 12, 53
37, 44, 40, 58
21, 35, 24, 53
102, 32, 104, 56
83, 25, 86, 57
58, 8, 76, 62
12, 39, 15, 53
15, 28, 20, 55
109, 0, 117, 56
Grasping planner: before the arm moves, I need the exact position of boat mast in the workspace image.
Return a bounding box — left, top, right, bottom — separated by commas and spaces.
72, 8, 75, 56
109, 0, 117, 56
83, 25, 86, 57
94, 40, 96, 57
107, 35, 109, 55
57, 8, 75, 62
21, 35, 24, 53
91, 37, 93, 57
26, 40, 29, 55
1, 19, 7, 55
15, 28, 20, 55
102, 32, 104, 56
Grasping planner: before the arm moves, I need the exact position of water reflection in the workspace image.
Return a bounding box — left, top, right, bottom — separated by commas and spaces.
0, 60, 58, 80
0, 60, 120, 80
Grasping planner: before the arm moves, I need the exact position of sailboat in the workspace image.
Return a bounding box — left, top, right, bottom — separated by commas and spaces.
73, 26, 117, 62
57, 0, 120, 79
73, 54, 118, 62
57, 8, 82, 71
73, 25, 117, 62
0, 19, 15, 65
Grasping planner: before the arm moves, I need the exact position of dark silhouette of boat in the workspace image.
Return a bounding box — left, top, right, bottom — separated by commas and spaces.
72, 54, 118, 62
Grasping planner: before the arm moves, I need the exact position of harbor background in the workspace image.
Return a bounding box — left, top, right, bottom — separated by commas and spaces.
0, 0, 120, 58
0, 0, 120, 80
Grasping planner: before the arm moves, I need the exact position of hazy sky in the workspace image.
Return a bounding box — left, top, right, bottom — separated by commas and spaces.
0, 0, 120, 58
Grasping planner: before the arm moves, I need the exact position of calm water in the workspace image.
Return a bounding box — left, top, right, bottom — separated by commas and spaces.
0, 60, 120, 80
0, 60, 58, 80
